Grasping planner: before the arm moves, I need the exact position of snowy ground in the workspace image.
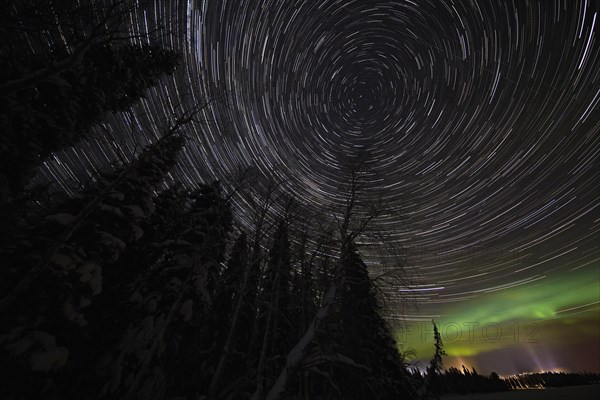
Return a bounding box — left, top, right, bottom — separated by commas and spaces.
442, 384, 600, 400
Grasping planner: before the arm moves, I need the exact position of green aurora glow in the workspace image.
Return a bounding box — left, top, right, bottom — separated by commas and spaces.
398, 266, 600, 374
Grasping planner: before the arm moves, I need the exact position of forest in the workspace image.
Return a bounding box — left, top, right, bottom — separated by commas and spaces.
0, 1, 417, 399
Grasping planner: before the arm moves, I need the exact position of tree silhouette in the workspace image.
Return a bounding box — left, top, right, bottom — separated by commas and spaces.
428, 320, 446, 375
0, 131, 184, 398
70, 182, 232, 399
265, 156, 414, 400
251, 222, 294, 399
426, 320, 447, 398
327, 242, 415, 400
0, 1, 180, 200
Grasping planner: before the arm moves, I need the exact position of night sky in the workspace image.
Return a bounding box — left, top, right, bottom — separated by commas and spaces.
38, 0, 599, 375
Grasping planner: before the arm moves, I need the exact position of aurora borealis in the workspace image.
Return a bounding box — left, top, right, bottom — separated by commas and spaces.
400, 268, 599, 374
36, 0, 599, 375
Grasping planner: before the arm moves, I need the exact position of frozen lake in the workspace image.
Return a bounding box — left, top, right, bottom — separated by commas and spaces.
442, 384, 600, 400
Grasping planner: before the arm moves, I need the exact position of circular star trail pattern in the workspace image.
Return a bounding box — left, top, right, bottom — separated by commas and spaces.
41, 0, 599, 331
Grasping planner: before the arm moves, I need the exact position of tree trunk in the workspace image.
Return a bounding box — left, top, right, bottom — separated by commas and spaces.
209, 249, 258, 399
264, 280, 338, 400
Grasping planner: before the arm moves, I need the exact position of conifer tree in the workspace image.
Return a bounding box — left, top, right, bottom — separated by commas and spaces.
0, 0, 180, 200
73, 184, 192, 395
265, 155, 416, 399
0, 133, 184, 399
426, 320, 447, 398
84, 182, 232, 400
323, 242, 414, 400
427, 320, 446, 375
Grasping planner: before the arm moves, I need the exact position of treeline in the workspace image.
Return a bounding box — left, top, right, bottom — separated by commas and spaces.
0, 1, 417, 399
408, 366, 509, 396
409, 367, 600, 395
408, 319, 599, 396
407, 321, 599, 397
504, 371, 600, 389
411, 321, 510, 397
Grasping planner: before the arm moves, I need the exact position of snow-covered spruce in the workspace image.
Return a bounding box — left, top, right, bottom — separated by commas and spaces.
0, 134, 184, 397
84, 183, 232, 399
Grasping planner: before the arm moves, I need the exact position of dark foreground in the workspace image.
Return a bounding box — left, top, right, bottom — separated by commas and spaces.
442, 384, 600, 400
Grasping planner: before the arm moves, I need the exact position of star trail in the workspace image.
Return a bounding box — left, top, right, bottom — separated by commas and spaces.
37, 0, 599, 374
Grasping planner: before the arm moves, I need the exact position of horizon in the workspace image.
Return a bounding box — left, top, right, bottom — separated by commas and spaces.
398, 269, 599, 375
